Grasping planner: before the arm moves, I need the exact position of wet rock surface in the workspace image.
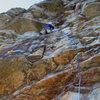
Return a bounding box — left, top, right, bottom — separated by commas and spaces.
0, 0, 100, 100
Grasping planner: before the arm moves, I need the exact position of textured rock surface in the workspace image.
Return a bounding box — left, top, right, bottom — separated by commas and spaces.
6, 8, 26, 17
82, 2, 100, 18
0, 0, 100, 100
5, 17, 45, 34
0, 13, 12, 28
0, 10, 45, 34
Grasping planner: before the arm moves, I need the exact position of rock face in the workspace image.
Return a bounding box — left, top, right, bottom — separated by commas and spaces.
0, 30, 17, 38
0, 0, 100, 100
82, 2, 100, 18
6, 8, 26, 17
0, 13, 12, 28
5, 17, 45, 34
0, 9, 45, 34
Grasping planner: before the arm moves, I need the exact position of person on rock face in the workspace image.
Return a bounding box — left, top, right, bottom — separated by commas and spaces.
40, 22, 54, 35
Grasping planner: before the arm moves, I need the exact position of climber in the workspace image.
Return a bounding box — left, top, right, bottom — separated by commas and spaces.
40, 22, 54, 35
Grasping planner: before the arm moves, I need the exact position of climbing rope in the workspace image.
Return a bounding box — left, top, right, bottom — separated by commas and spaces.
11, 30, 82, 100
76, 47, 81, 100
67, 33, 82, 100
40, 30, 82, 100
43, 30, 82, 100
56, 30, 82, 100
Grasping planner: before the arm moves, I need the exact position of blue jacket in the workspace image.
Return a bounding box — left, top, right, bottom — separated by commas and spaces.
43, 24, 54, 30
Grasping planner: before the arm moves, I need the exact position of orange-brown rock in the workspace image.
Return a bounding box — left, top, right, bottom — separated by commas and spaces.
6, 52, 99, 100
0, 0, 100, 100
0, 56, 28, 95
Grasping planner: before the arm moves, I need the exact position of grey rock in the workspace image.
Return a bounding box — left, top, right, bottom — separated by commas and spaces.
0, 30, 17, 39
6, 8, 26, 17
82, 2, 100, 18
